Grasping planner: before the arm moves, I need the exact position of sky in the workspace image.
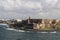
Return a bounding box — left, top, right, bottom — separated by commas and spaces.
0, 0, 60, 19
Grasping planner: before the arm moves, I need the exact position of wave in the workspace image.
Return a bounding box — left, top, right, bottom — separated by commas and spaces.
38, 31, 56, 33
6, 28, 25, 32
5, 28, 57, 33
40, 32, 48, 33
50, 31, 56, 33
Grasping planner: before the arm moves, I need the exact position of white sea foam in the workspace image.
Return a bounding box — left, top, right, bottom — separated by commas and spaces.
50, 31, 56, 33
40, 32, 48, 33
0, 23, 8, 26
6, 28, 25, 32
40, 31, 57, 33
37, 31, 57, 33
5, 27, 57, 33
6, 28, 57, 33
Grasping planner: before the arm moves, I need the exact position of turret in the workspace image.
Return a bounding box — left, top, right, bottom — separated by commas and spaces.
28, 16, 31, 24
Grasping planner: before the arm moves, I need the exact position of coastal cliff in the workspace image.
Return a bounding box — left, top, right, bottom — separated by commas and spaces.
3, 18, 60, 31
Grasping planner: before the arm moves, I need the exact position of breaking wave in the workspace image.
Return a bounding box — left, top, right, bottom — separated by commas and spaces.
40, 31, 56, 33
0, 23, 57, 33
5, 28, 57, 33
6, 28, 25, 32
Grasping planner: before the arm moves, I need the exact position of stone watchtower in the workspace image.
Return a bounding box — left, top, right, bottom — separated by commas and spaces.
28, 17, 31, 24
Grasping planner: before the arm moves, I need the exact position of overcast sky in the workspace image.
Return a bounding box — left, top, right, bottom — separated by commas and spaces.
0, 0, 60, 19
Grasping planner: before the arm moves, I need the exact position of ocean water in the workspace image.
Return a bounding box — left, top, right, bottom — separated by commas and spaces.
0, 26, 60, 40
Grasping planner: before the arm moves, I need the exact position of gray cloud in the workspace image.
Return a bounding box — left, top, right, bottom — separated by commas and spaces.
0, 0, 60, 19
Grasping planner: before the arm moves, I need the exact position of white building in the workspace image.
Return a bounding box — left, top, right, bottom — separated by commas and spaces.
16, 19, 22, 22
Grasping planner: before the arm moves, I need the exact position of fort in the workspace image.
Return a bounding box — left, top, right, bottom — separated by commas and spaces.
0, 17, 60, 30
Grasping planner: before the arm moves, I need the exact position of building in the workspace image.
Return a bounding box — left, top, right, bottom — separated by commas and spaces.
27, 17, 44, 30
16, 19, 22, 22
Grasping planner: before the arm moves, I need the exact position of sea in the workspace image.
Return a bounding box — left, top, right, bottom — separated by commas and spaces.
0, 25, 60, 40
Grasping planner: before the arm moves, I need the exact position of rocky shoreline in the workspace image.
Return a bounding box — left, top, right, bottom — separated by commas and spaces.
0, 18, 60, 30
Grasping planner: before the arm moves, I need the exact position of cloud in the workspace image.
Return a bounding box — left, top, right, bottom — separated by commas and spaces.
39, 0, 60, 19
0, 0, 60, 19
0, 0, 42, 10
